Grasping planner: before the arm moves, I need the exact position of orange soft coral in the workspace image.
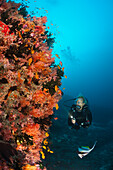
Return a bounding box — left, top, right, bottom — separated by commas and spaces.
0, 0, 64, 169
22, 123, 40, 137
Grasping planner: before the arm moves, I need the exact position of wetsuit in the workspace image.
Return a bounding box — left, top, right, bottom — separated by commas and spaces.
68, 104, 92, 130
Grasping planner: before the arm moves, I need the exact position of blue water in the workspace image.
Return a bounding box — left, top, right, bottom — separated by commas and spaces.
14, 0, 113, 169
16, 0, 113, 109
24, 0, 113, 109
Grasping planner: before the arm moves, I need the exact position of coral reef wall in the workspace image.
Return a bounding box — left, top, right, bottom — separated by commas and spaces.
0, 0, 64, 169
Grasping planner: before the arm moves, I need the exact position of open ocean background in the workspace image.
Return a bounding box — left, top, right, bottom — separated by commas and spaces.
15, 0, 113, 169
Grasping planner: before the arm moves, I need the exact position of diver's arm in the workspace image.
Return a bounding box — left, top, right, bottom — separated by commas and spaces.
68, 110, 78, 126
82, 110, 92, 127
86, 110, 92, 125
68, 111, 80, 130
68, 111, 75, 125
70, 104, 77, 124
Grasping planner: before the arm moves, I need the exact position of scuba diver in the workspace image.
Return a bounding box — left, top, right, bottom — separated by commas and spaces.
64, 94, 92, 130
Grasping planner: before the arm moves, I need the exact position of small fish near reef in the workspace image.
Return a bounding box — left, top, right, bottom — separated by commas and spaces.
55, 103, 59, 110
54, 117, 58, 120
77, 141, 97, 158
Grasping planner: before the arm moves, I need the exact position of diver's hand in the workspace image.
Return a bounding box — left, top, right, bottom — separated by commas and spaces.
0, 140, 17, 163
72, 118, 76, 124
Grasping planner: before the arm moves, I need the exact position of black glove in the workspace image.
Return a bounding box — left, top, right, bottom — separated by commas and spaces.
0, 140, 17, 163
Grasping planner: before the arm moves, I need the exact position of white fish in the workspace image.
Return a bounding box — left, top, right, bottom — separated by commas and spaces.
77, 141, 97, 158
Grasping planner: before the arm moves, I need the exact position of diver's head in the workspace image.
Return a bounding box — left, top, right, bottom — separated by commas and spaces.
75, 95, 87, 112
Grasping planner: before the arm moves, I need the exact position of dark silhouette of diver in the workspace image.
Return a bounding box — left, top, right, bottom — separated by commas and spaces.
64, 94, 92, 130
